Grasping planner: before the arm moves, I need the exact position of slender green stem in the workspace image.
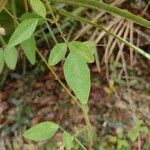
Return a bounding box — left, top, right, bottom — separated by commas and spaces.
36, 49, 83, 109
60, 127, 87, 150
46, 21, 58, 44
82, 105, 94, 149
4, 8, 18, 23
24, 0, 29, 12
0, 35, 6, 46
22, 55, 27, 76
44, 0, 67, 43
41, 26, 50, 47
11, 0, 17, 28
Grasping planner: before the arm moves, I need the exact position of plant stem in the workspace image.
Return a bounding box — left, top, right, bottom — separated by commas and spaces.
0, 35, 6, 46
82, 105, 94, 149
60, 127, 87, 150
4, 8, 19, 24
36, 49, 82, 109
24, 0, 29, 12
46, 21, 58, 44
44, 0, 67, 43
11, 0, 17, 28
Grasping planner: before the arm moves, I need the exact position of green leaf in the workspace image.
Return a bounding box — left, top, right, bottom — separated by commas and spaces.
20, 12, 45, 25
54, 0, 150, 29
140, 126, 149, 134
23, 121, 59, 141
0, 48, 4, 73
8, 19, 38, 48
64, 51, 91, 104
48, 43, 67, 66
63, 131, 74, 150
69, 41, 95, 63
30, 0, 46, 18
4, 47, 18, 70
129, 129, 140, 142
117, 139, 128, 150
21, 36, 36, 65
83, 41, 96, 53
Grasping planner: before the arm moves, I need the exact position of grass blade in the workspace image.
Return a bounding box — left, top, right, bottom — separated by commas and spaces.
53, 0, 150, 29
53, 8, 150, 60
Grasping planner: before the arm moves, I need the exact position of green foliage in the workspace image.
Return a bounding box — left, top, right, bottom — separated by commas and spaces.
20, 12, 45, 25
8, 19, 39, 48
63, 131, 74, 150
64, 51, 91, 104
98, 120, 149, 150
68, 41, 95, 63
116, 139, 128, 150
0, 48, 4, 73
21, 36, 37, 65
23, 121, 59, 141
48, 43, 67, 66
108, 134, 128, 150
30, 0, 46, 18
128, 120, 149, 142
4, 47, 18, 70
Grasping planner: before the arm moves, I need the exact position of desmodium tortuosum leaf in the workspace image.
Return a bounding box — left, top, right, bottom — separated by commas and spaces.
23, 121, 59, 141
69, 41, 95, 63
55, 9, 150, 60
53, 0, 150, 29
4, 47, 18, 70
8, 19, 39, 48
48, 43, 67, 66
64, 51, 91, 104
83, 41, 97, 53
21, 36, 36, 65
30, 0, 46, 18
63, 131, 74, 150
20, 12, 45, 25
0, 48, 4, 73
